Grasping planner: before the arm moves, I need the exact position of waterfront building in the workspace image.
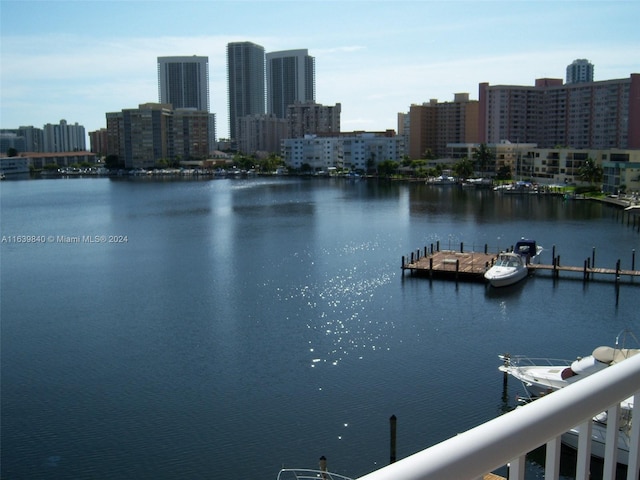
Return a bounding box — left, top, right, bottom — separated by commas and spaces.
170, 108, 210, 161
602, 150, 640, 195
122, 103, 172, 169
2, 152, 98, 171
89, 128, 108, 156
286, 101, 341, 139
236, 114, 287, 155
408, 94, 479, 160
227, 42, 266, 142
266, 49, 315, 119
446, 140, 537, 178
0, 132, 26, 153
158, 55, 216, 152
282, 131, 403, 173
42, 120, 86, 152
0, 156, 30, 175
566, 58, 594, 84
478, 74, 640, 149
446, 142, 640, 193
106, 103, 209, 169
397, 112, 410, 158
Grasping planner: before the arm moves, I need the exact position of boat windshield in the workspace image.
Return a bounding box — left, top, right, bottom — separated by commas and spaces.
496, 255, 521, 268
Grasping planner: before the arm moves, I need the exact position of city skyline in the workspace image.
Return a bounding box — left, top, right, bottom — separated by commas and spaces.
1, 1, 639, 142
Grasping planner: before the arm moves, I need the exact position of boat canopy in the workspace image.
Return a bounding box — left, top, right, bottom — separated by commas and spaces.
592, 346, 640, 365
515, 239, 537, 257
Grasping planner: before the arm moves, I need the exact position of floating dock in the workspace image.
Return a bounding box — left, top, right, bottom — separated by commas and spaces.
401, 244, 640, 283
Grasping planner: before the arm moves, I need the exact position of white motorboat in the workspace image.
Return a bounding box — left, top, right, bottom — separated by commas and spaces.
499, 345, 640, 398
499, 332, 640, 465
484, 239, 542, 287
484, 252, 528, 287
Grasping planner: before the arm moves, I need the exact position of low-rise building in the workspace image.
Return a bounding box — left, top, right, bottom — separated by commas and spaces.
282, 131, 404, 172
446, 142, 640, 193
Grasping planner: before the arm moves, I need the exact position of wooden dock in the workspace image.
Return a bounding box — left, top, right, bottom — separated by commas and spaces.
402, 250, 496, 282
402, 245, 640, 283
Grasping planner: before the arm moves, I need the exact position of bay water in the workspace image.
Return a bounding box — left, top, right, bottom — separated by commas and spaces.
1, 177, 638, 479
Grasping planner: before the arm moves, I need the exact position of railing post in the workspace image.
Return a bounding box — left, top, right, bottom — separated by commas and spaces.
575, 420, 593, 480
508, 455, 525, 480
545, 437, 561, 480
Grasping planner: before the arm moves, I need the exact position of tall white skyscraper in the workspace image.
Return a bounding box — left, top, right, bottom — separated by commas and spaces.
566, 59, 594, 84
158, 55, 215, 147
158, 56, 210, 112
266, 49, 315, 119
227, 42, 266, 141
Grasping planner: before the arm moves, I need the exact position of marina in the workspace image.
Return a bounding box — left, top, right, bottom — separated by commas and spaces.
2, 177, 639, 480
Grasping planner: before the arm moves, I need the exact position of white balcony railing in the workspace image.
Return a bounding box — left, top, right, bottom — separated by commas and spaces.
354, 352, 640, 480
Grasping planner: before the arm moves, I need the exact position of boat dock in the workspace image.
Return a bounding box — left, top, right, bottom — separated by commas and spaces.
401, 243, 640, 283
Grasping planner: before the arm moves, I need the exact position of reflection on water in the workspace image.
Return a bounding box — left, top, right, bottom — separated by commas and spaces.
1, 177, 638, 480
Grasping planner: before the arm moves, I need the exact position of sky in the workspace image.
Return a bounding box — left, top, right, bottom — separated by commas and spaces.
1, 0, 639, 142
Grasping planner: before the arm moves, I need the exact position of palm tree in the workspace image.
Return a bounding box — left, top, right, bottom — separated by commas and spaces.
453, 157, 474, 179
472, 143, 494, 178
578, 157, 603, 185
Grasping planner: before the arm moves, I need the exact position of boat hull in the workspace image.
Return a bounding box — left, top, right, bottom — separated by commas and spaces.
561, 421, 630, 465
484, 266, 528, 287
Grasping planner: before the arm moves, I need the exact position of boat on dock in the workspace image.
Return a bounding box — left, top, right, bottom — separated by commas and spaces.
483, 252, 529, 287
484, 239, 542, 287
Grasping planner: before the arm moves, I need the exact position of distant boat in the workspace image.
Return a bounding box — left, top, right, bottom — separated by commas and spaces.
427, 175, 456, 185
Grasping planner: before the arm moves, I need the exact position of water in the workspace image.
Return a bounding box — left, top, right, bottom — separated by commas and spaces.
1, 177, 638, 480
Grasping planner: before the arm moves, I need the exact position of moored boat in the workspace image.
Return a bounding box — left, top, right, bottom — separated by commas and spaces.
561, 411, 633, 465
499, 344, 640, 398
484, 238, 542, 287
499, 331, 640, 465
484, 252, 528, 287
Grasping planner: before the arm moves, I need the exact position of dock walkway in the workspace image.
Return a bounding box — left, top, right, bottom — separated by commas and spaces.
401, 245, 640, 283
402, 250, 496, 282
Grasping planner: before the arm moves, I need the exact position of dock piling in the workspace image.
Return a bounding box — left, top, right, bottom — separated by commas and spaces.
390, 415, 397, 464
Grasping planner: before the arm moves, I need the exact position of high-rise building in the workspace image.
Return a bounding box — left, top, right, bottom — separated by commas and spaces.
479, 74, 640, 149
408, 94, 479, 159
105, 103, 209, 169
227, 42, 265, 141
566, 59, 594, 84
42, 120, 86, 152
158, 56, 210, 112
236, 114, 287, 154
286, 101, 341, 139
158, 56, 215, 150
266, 49, 315, 119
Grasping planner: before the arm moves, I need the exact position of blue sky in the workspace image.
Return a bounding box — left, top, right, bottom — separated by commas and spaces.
1, 0, 639, 141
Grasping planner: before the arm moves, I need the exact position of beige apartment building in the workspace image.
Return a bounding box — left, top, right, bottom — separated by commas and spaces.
408, 93, 479, 160
106, 103, 209, 169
